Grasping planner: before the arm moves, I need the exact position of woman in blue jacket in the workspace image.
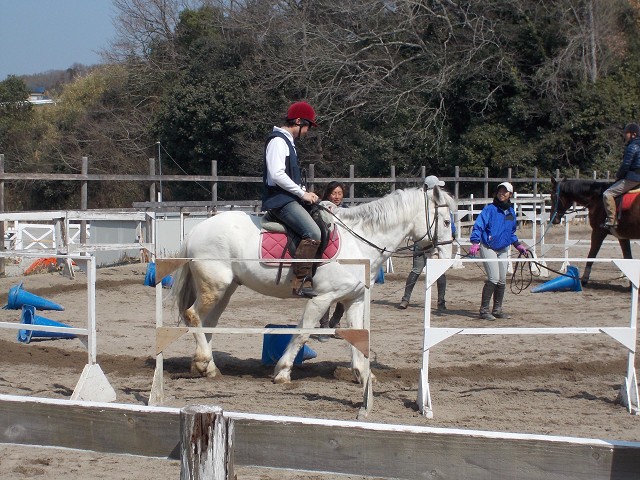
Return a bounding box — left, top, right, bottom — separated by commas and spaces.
469, 182, 528, 320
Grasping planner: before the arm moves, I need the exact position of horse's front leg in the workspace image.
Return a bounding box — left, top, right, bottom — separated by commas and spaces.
273, 298, 327, 384
342, 299, 374, 385
184, 305, 219, 378
582, 229, 607, 285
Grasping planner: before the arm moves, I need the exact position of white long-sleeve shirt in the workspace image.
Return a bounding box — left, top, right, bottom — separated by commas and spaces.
264, 127, 305, 198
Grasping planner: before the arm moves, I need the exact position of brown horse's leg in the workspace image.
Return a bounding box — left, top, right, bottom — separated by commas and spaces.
582, 229, 607, 285
619, 238, 633, 259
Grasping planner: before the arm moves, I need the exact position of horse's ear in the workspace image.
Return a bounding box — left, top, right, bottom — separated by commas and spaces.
550, 177, 557, 186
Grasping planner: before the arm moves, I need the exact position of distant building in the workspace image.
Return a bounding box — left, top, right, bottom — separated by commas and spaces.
28, 87, 55, 105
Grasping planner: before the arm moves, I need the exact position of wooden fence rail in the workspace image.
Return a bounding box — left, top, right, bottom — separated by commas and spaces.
1, 394, 639, 480
0, 154, 614, 210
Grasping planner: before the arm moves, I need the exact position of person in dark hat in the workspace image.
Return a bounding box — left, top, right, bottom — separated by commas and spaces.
262, 101, 321, 297
602, 123, 640, 229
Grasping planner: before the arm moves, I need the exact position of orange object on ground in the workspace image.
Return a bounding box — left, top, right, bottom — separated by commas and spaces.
24, 258, 59, 276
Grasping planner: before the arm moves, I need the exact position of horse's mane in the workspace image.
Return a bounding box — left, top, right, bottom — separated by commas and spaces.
561, 179, 610, 198
335, 187, 454, 236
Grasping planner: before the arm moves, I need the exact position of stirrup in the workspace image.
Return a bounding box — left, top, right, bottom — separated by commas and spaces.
293, 275, 316, 298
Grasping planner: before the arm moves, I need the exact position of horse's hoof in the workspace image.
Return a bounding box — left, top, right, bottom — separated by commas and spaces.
353, 369, 376, 385
191, 360, 219, 378
273, 371, 291, 384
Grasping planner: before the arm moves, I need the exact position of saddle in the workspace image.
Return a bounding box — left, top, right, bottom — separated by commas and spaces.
257, 203, 341, 268
618, 188, 640, 213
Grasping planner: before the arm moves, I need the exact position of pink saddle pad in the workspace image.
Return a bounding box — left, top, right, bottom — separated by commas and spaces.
260, 227, 340, 265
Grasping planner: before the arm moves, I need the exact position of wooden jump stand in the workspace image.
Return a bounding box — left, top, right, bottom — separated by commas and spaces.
148, 257, 373, 419
418, 258, 640, 418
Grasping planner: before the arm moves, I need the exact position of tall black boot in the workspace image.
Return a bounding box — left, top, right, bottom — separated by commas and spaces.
436, 274, 447, 310
492, 283, 511, 319
292, 238, 320, 298
479, 281, 496, 320
398, 271, 420, 309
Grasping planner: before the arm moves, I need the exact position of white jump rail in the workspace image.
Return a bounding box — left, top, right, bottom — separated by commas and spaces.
148, 257, 374, 418
0, 252, 116, 402
418, 257, 639, 419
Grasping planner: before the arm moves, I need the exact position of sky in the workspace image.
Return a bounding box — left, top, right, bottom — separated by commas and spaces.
0, 0, 117, 80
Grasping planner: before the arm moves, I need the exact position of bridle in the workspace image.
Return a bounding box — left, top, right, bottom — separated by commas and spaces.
412, 190, 454, 253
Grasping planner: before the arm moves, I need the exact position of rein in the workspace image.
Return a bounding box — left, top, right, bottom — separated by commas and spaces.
316, 191, 452, 257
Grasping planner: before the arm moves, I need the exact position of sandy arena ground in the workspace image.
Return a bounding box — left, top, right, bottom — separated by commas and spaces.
0, 224, 639, 479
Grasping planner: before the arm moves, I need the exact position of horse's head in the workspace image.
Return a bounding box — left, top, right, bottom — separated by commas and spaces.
549, 177, 569, 225
411, 187, 455, 260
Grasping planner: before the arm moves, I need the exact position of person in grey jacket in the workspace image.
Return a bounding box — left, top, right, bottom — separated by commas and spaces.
602, 123, 640, 229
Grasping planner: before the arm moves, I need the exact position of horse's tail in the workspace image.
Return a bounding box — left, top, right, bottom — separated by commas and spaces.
170, 242, 196, 324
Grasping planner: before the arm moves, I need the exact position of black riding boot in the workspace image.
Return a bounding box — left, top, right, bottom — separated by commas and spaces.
479, 281, 496, 320
292, 238, 320, 298
398, 271, 420, 309
436, 274, 447, 310
492, 283, 511, 319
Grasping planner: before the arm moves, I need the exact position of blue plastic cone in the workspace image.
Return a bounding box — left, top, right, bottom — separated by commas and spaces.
4, 283, 64, 311
17, 305, 76, 344
144, 262, 174, 288
531, 265, 582, 293
261, 324, 318, 366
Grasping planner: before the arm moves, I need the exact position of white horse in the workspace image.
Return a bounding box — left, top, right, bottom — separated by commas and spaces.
171, 186, 455, 384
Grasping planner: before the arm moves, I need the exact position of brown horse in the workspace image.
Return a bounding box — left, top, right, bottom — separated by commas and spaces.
549, 177, 640, 284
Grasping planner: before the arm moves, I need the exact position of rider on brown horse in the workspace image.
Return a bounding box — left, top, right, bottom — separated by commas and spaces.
603, 123, 640, 229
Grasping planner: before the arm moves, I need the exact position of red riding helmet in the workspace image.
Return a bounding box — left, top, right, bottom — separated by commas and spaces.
286, 101, 318, 127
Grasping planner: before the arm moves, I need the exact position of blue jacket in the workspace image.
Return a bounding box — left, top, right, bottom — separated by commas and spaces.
616, 137, 640, 181
470, 202, 518, 251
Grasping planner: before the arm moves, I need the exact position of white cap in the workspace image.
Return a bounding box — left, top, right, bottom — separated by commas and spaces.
424, 175, 445, 189
497, 181, 513, 193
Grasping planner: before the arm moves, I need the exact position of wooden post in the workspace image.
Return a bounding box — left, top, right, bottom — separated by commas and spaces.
483, 167, 489, 198
180, 405, 234, 480
149, 158, 156, 202
0, 154, 4, 276
454, 166, 459, 200
420, 165, 425, 183
80, 157, 88, 245
308, 163, 315, 194
349, 164, 355, 206
211, 160, 218, 212
533, 167, 538, 196
390, 165, 396, 192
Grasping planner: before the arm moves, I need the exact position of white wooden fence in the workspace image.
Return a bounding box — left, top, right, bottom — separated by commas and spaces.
1, 394, 639, 480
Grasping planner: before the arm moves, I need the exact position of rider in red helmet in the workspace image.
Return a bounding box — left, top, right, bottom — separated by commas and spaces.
262, 101, 321, 297
603, 123, 640, 229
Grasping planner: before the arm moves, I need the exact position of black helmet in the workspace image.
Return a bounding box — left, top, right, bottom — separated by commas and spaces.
623, 123, 640, 136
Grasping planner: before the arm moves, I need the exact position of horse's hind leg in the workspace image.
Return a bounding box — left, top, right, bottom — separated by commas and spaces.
184, 279, 237, 378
